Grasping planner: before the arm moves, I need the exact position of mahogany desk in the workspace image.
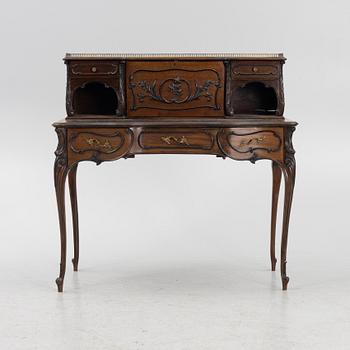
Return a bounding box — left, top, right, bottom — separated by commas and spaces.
53, 53, 297, 292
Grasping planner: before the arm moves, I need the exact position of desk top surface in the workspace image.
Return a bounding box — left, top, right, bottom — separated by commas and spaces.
53, 117, 297, 128
64, 53, 286, 61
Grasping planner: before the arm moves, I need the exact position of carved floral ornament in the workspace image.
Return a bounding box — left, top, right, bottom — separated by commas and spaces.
131, 77, 220, 105
129, 68, 222, 111
54, 128, 67, 168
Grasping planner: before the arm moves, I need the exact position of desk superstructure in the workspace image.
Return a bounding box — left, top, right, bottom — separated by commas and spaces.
53, 53, 297, 292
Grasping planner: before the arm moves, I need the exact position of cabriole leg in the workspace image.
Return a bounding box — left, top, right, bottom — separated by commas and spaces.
54, 128, 68, 292
69, 164, 79, 271
270, 161, 282, 271
280, 127, 296, 290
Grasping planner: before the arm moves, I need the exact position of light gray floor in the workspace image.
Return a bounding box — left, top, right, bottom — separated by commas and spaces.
1, 257, 350, 350
1, 152, 350, 350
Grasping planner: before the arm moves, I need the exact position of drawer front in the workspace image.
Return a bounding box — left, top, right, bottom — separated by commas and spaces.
127, 61, 225, 117
218, 127, 283, 162
137, 129, 216, 153
70, 61, 118, 76
232, 62, 279, 80
68, 128, 132, 164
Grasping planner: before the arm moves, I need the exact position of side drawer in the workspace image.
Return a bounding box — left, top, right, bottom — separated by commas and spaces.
218, 127, 283, 162
67, 128, 133, 164
127, 61, 225, 117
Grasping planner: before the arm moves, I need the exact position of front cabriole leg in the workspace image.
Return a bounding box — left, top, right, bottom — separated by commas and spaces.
270, 161, 282, 271
279, 126, 296, 290
54, 128, 69, 292
217, 126, 290, 287
68, 164, 79, 271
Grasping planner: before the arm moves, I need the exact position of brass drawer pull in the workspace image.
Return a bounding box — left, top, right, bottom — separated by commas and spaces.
161, 135, 190, 146
239, 136, 266, 147
91, 66, 97, 73
86, 137, 112, 150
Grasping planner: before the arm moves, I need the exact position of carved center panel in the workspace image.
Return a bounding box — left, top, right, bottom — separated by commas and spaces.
127, 61, 225, 117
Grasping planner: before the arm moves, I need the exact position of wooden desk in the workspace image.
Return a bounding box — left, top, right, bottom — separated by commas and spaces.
53, 53, 297, 292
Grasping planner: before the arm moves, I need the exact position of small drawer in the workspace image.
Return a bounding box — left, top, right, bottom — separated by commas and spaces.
68, 128, 132, 164
218, 128, 283, 162
138, 129, 215, 153
232, 64, 279, 80
70, 62, 118, 76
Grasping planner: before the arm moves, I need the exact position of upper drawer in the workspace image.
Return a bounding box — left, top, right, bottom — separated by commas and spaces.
70, 61, 118, 76
232, 62, 279, 80
126, 61, 225, 117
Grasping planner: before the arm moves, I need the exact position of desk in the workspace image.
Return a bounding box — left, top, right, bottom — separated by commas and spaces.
53, 53, 297, 292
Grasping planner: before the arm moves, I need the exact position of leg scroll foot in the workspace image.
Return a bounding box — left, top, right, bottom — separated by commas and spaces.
282, 274, 289, 291
56, 277, 64, 292
271, 258, 277, 272
72, 258, 78, 272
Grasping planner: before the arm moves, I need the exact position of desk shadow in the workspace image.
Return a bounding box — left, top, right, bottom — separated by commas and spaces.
67, 261, 283, 295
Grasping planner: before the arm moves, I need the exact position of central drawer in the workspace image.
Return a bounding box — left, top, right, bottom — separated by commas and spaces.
126, 61, 225, 117
136, 128, 216, 154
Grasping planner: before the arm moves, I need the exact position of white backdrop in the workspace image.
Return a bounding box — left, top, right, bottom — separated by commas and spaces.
1, 1, 350, 349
